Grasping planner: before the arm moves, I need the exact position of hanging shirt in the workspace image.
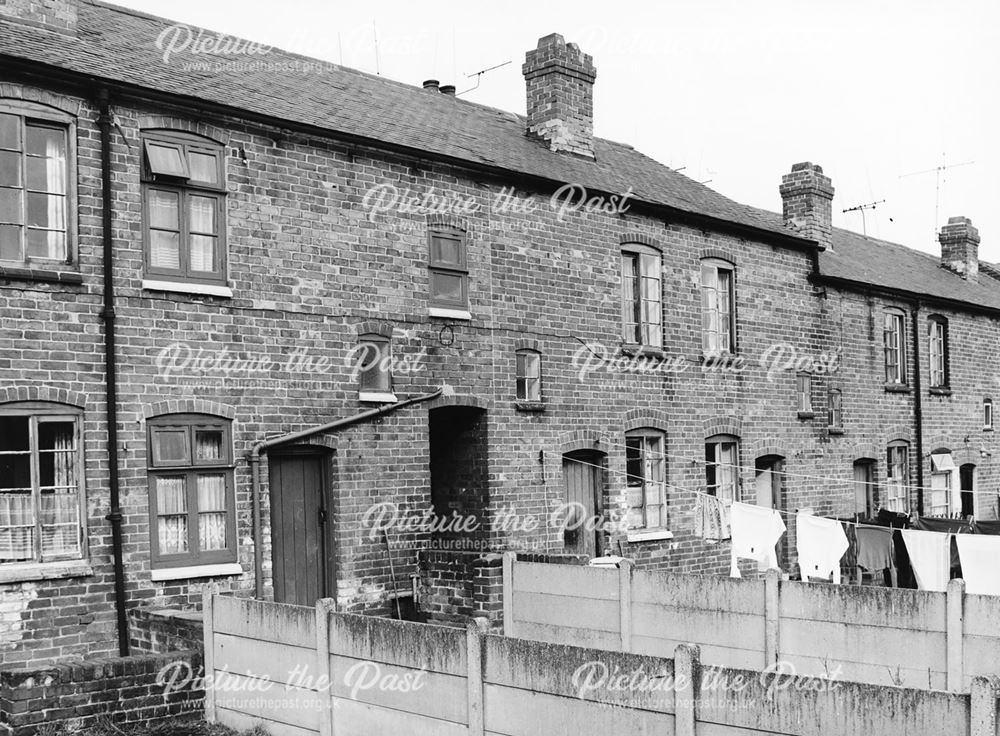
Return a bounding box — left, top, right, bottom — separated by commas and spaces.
796, 513, 849, 584
855, 525, 894, 571
900, 529, 951, 592
695, 493, 732, 542
730, 502, 786, 578
956, 535, 1000, 595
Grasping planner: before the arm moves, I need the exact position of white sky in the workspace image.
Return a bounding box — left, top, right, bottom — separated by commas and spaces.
118, 0, 1000, 262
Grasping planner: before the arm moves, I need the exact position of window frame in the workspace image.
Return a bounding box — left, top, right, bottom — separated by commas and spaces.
427, 225, 469, 310
701, 258, 737, 356
357, 333, 393, 396
984, 398, 994, 431
929, 450, 956, 517
705, 433, 740, 503
621, 243, 663, 348
796, 372, 814, 416
515, 349, 542, 402
827, 387, 843, 431
145, 413, 237, 569
885, 440, 910, 513
0, 100, 77, 269
140, 130, 227, 285
927, 315, 949, 390
883, 310, 908, 386
0, 401, 86, 566
624, 428, 667, 531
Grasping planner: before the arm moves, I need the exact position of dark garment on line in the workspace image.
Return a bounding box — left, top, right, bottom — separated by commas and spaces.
855, 525, 894, 572
973, 519, 1000, 535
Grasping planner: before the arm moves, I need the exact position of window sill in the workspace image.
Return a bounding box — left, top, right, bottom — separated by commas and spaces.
359, 391, 398, 403
515, 401, 546, 413
0, 560, 93, 585
620, 344, 664, 358
0, 266, 83, 285
625, 529, 674, 543
797, 411, 816, 420
142, 279, 233, 298
827, 427, 845, 436
929, 387, 953, 397
428, 307, 471, 320
985, 427, 995, 433
151, 562, 243, 582
884, 383, 912, 394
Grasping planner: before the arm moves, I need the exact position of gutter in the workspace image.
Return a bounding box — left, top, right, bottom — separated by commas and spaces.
246, 387, 447, 599
810, 272, 1000, 319
0, 56, 815, 254
97, 88, 129, 656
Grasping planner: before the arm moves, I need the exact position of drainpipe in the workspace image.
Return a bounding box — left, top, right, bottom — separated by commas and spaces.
247, 387, 448, 599
912, 303, 925, 516
98, 88, 129, 656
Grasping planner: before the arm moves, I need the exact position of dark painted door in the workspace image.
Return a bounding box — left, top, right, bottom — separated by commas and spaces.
961, 464, 976, 518
269, 450, 328, 606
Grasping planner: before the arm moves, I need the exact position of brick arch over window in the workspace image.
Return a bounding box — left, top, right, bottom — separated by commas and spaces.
137, 115, 229, 146
514, 338, 541, 353
426, 213, 470, 234
851, 442, 880, 461
703, 416, 742, 438
143, 399, 236, 420
622, 409, 669, 433
885, 425, 912, 444
749, 441, 784, 460
0, 385, 86, 408
925, 435, 954, 453
557, 429, 612, 455
700, 248, 737, 265
426, 394, 490, 411
953, 447, 979, 466
0, 86, 82, 116
619, 233, 661, 251
354, 320, 394, 338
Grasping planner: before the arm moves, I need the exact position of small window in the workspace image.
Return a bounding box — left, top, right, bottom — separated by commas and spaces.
622, 245, 662, 347
928, 316, 949, 389
884, 310, 907, 385
0, 404, 85, 565
515, 349, 541, 401
357, 334, 394, 401
827, 388, 843, 430
0, 103, 73, 267
701, 258, 736, 355
885, 441, 910, 513
625, 429, 666, 530
985, 399, 994, 431
796, 373, 813, 415
146, 414, 236, 569
141, 131, 226, 284
705, 434, 739, 503
929, 451, 956, 517
428, 226, 469, 310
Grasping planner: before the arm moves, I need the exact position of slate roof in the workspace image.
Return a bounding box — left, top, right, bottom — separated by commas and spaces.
1, 0, 997, 312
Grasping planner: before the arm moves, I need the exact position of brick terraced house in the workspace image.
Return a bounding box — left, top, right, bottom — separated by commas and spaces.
1, 0, 998, 667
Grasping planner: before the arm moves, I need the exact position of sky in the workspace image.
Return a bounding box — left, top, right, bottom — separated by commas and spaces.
118, 0, 1000, 262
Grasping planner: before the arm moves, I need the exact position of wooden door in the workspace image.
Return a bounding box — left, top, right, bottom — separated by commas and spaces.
562, 451, 601, 558
269, 450, 329, 606
961, 464, 976, 518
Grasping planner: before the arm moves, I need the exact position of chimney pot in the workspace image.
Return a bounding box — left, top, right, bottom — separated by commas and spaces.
939, 216, 980, 280
439, 85, 456, 96
779, 162, 835, 250
422, 79, 440, 92
522, 33, 597, 158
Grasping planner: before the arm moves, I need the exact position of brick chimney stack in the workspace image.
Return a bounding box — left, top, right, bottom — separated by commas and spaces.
779, 162, 835, 250
522, 33, 596, 159
939, 216, 980, 280
0, 0, 77, 35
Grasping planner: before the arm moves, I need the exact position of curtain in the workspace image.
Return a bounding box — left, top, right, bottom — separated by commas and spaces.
44, 130, 67, 259
188, 196, 215, 272
0, 494, 33, 560
197, 474, 227, 551
149, 191, 180, 269
157, 477, 188, 553
40, 424, 80, 557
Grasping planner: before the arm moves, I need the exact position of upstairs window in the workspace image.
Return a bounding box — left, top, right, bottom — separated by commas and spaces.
705, 434, 739, 503
701, 259, 736, 355
827, 388, 843, 430
0, 404, 84, 565
928, 316, 949, 389
0, 103, 73, 267
146, 414, 236, 569
625, 429, 666, 530
885, 441, 910, 513
356, 334, 395, 402
622, 244, 662, 347
985, 399, 994, 431
883, 310, 907, 385
141, 131, 226, 284
428, 226, 469, 312
796, 373, 813, 415
515, 349, 541, 402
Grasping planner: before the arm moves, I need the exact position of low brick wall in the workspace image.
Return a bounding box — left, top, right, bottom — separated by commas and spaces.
129, 606, 204, 654
418, 550, 504, 630
0, 650, 203, 736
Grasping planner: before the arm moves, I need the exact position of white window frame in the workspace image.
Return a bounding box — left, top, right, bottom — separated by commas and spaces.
515, 349, 542, 402
625, 429, 667, 531
929, 451, 957, 517
621, 244, 663, 348
928, 317, 948, 389
701, 258, 736, 356
985, 399, 994, 431
884, 311, 907, 385
885, 441, 910, 513
706, 434, 740, 503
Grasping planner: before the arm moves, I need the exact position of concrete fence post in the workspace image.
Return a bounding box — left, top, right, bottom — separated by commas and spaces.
467, 618, 488, 736
674, 644, 701, 736
764, 569, 780, 668
502, 552, 516, 637
947, 578, 965, 692
316, 598, 337, 736
619, 558, 633, 652
200, 583, 218, 723
970, 676, 998, 736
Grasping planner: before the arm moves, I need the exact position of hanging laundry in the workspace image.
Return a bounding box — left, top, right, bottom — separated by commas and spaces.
972, 519, 1000, 535
855, 525, 894, 572
900, 529, 951, 592
695, 492, 731, 542
795, 513, 848, 583
955, 535, 1000, 595
730, 502, 786, 578
915, 516, 969, 579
